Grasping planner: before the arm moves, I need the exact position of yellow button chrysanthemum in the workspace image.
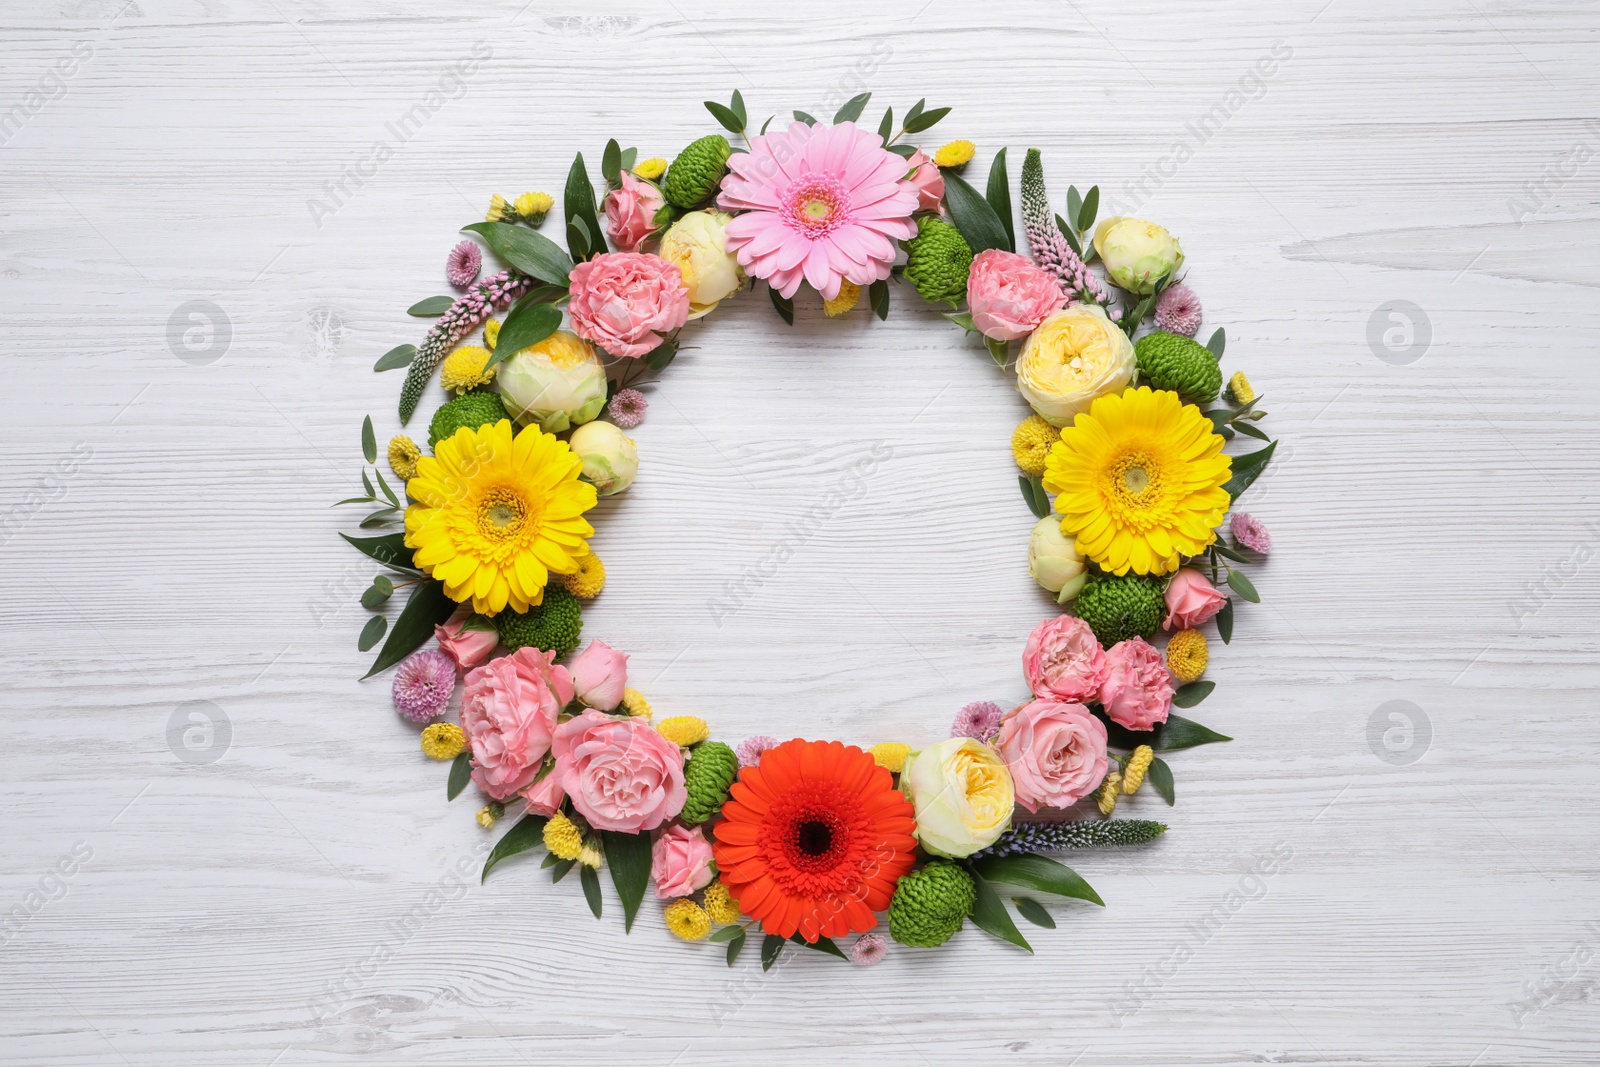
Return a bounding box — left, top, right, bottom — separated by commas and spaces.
403, 419, 597, 615
933, 139, 975, 168
558, 550, 606, 598
869, 742, 911, 774
419, 722, 465, 760
823, 280, 861, 317
703, 881, 741, 925
633, 157, 668, 180
620, 688, 652, 719
388, 434, 422, 482
663, 898, 712, 941
1011, 414, 1059, 477
439, 344, 496, 393
1165, 628, 1209, 682
656, 715, 710, 747
1122, 745, 1154, 794
543, 811, 584, 861
1043, 387, 1231, 576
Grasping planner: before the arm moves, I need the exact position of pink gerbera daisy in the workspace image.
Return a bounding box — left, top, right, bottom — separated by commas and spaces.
717, 121, 919, 300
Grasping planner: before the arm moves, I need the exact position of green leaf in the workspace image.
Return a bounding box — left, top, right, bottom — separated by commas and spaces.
479, 812, 547, 879
942, 172, 1010, 254
1204, 409, 1232, 435
966, 870, 1032, 952
601, 830, 651, 933
619, 147, 636, 174
876, 106, 893, 143
461, 222, 574, 287
904, 98, 926, 127
793, 110, 818, 125
459, 613, 497, 633
374, 344, 416, 372
364, 579, 457, 678
372, 575, 394, 596
705, 100, 743, 134
550, 858, 575, 883
1227, 569, 1261, 603
361, 416, 376, 463
759, 114, 774, 135
360, 582, 391, 609
1066, 186, 1082, 229
1020, 474, 1050, 519
644, 339, 678, 372
761, 933, 785, 971
986, 335, 1009, 367
869, 279, 890, 320
789, 932, 848, 960
1235, 421, 1271, 442
485, 297, 561, 370
568, 213, 594, 260
1095, 708, 1232, 751
985, 148, 1014, 252
973, 853, 1103, 906
730, 89, 747, 127
904, 105, 951, 133
1056, 212, 1083, 256
407, 296, 454, 316
580, 864, 603, 918
340, 531, 413, 570
359, 508, 399, 528
887, 143, 918, 159
373, 469, 401, 509
357, 614, 386, 652
1077, 185, 1099, 233
1216, 598, 1235, 644
769, 285, 794, 325
600, 138, 622, 185
1207, 327, 1226, 358
833, 91, 871, 124
944, 310, 976, 334
726, 927, 746, 965
1013, 897, 1056, 928
540, 851, 559, 869
1172, 680, 1215, 708
709, 925, 745, 943
564, 152, 605, 263
1222, 440, 1277, 500
1148, 755, 1176, 805
447, 751, 473, 801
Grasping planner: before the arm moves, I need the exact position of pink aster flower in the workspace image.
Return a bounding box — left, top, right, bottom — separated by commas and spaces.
1231, 512, 1272, 554
717, 121, 919, 300
736, 735, 779, 769
392, 648, 456, 723
446, 240, 482, 289
850, 932, 888, 966
1154, 283, 1202, 337
608, 387, 647, 429
951, 700, 1004, 743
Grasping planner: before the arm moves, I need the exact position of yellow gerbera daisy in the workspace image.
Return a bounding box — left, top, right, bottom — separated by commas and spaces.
404, 419, 597, 615
1043, 386, 1231, 576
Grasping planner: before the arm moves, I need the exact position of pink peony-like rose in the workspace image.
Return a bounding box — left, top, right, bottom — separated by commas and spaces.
967, 248, 1068, 341
1022, 615, 1109, 703
1164, 567, 1228, 630
995, 699, 1109, 812
566, 252, 690, 359
604, 172, 665, 253
651, 823, 715, 899
434, 605, 499, 672
570, 639, 628, 711
521, 768, 566, 816
550, 709, 687, 832
460, 647, 573, 801
1098, 638, 1174, 731
905, 149, 945, 212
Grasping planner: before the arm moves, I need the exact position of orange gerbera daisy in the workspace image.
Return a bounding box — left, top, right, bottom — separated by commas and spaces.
712, 739, 917, 942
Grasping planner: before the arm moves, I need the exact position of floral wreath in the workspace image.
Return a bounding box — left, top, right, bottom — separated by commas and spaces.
340, 92, 1277, 969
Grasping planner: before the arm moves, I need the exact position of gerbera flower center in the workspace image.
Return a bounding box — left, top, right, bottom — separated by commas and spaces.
1110, 451, 1162, 508
795, 818, 834, 857
475, 487, 529, 541
782, 174, 850, 236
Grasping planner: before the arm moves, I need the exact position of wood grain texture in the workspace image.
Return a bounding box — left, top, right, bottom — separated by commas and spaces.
3, 0, 1598, 1064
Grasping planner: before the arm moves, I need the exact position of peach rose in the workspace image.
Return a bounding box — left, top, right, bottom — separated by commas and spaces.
1164, 568, 1227, 630
604, 172, 665, 253
1098, 638, 1174, 731
1022, 615, 1108, 704
550, 710, 687, 832
434, 605, 499, 672
994, 699, 1109, 812
967, 248, 1068, 341
570, 639, 628, 711
906, 149, 945, 212
460, 648, 573, 801
651, 823, 714, 899
566, 252, 689, 359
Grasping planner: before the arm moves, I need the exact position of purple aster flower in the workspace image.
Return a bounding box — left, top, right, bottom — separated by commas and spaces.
392, 649, 456, 723
736, 735, 779, 769
1154, 283, 1202, 337
951, 700, 1004, 743
446, 240, 482, 289
850, 932, 888, 966
1231, 512, 1272, 554
608, 388, 647, 429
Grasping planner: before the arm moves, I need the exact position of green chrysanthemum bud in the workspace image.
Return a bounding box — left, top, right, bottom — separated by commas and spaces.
903, 216, 973, 306
663, 135, 732, 209
495, 584, 583, 659
1071, 572, 1167, 646
1134, 331, 1222, 406
678, 741, 738, 826
427, 391, 508, 449
887, 860, 977, 948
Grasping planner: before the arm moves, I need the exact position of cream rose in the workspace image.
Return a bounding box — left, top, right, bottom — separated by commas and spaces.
1092, 217, 1184, 295
495, 329, 607, 433
1028, 515, 1088, 601
901, 737, 1015, 858
567, 420, 638, 497
658, 210, 743, 320
1015, 305, 1137, 426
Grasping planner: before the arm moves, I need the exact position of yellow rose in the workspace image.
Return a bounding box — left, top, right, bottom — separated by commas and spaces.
659, 210, 743, 320
901, 738, 1015, 858
495, 329, 607, 433
1015, 305, 1137, 426
1092, 216, 1184, 294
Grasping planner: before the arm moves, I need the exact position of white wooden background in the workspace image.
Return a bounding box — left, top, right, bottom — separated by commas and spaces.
4, 1, 1597, 1063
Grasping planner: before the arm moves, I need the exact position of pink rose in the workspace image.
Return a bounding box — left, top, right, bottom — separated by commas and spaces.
434, 605, 499, 672
570, 639, 628, 711
967, 248, 1068, 341
566, 252, 689, 359
651, 823, 715, 898
1164, 568, 1227, 630
460, 647, 573, 801
1098, 638, 1174, 731
905, 149, 945, 212
551, 710, 687, 832
604, 172, 664, 254
995, 699, 1109, 812
521, 769, 566, 816
1023, 615, 1108, 703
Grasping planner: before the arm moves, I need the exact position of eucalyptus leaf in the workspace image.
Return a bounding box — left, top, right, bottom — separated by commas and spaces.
374, 469, 401, 509
644, 339, 678, 372
1207, 327, 1226, 358
340, 531, 413, 570
1013, 897, 1056, 928
364, 579, 457, 678
904, 105, 951, 133
447, 751, 472, 801
886, 143, 918, 159
1235, 421, 1271, 442
877, 106, 893, 143
705, 100, 743, 134
361, 416, 376, 463
726, 928, 746, 965
600, 138, 622, 185
942, 172, 1010, 254
905, 98, 926, 126
761, 933, 786, 971
869, 279, 890, 320
619, 147, 636, 173
793, 110, 818, 125
1216, 598, 1235, 644
973, 853, 1103, 906
601, 830, 651, 932
1222, 440, 1276, 500
730, 90, 747, 126
361, 468, 374, 500
709, 925, 745, 943
985, 148, 1015, 251
373, 575, 394, 595
480, 813, 548, 880
568, 214, 593, 260
769, 285, 794, 325
374, 344, 417, 372
485, 297, 561, 371
357, 614, 386, 652
966, 870, 1032, 952
360, 583, 391, 609
833, 91, 871, 124
1056, 213, 1082, 256
1172, 680, 1216, 708
1067, 186, 1083, 228
1077, 185, 1100, 233
407, 296, 454, 316
359, 508, 399, 528
1148, 755, 1176, 805
461, 222, 574, 287
580, 864, 603, 918
1227, 569, 1262, 603
760, 114, 774, 135
1212, 542, 1252, 565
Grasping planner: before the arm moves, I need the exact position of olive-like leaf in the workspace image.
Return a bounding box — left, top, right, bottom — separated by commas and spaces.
1067, 186, 1083, 228
1013, 897, 1056, 928
485, 297, 561, 371
600, 138, 622, 185
361, 416, 376, 463
1222, 440, 1277, 500
705, 100, 743, 134
601, 830, 651, 933
1172, 680, 1216, 708
373, 469, 401, 509
1227, 569, 1261, 603
1077, 185, 1099, 233
340, 531, 413, 570
869, 279, 889, 320
726, 928, 746, 965
363, 580, 457, 678
480, 812, 548, 880
644, 339, 678, 372
877, 106, 893, 143
709, 925, 745, 943
359, 508, 398, 528
1056, 212, 1083, 256
730, 90, 747, 126
1216, 598, 1235, 644
833, 91, 871, 124
407, 296, 454, 316
357, 614, 386, 652
1147, 755, 1176, 805
360, 583, 391, 609
793, 110, 818, 125
761, 933, 786, 970
904, 105, 951, 133
973, 853, 1103, 906
460, 222, 574, 287
942, 172, 1010, 254
1207, 327, 1226, 358
966, 870, 1032, 952
580, 864, 603, 918
446, 751, 472, 801
374, 344, 416, 372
